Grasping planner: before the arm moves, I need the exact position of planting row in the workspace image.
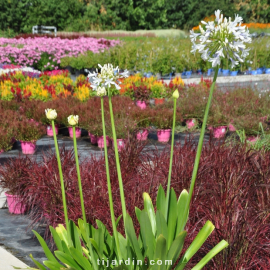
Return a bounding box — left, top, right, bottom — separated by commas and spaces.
1, 34, 270, 73
0, 81, 269, 153
0, 140, 269, 269
0, 36, 119, 71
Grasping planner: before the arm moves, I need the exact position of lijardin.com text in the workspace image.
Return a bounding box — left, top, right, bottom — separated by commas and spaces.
97, 258, 172, 267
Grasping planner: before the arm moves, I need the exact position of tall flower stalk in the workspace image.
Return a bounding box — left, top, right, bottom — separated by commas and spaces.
89, 65, 129, 222
100, 95, 122, 260
187, 9, 252, 216
107, 92, 127, 222
184, 67, 219, 218
68, 115, 98, 270
45, 109, 69, 232
165, 89, 179, 220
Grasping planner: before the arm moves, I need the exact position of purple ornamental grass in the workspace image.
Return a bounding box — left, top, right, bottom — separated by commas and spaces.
0, 139, 269, 268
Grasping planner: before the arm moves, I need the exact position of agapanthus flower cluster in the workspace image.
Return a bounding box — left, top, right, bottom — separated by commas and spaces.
87, 64, 129, 93
190, 10, 252, 68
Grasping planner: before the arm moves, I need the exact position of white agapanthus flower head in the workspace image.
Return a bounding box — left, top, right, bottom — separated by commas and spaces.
45, 109, 57, 120
87, 64, 129, 92
68, 115, 79, 126
96, 86, 107, 97
190, 10, 252, 68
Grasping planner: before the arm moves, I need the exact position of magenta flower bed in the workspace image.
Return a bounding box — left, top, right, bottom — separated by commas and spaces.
0, 37, 120, 67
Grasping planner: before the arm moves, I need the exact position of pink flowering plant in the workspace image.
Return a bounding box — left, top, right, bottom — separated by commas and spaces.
0, 36, 120, 71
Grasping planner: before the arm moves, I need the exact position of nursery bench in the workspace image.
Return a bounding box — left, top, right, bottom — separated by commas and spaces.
32, 25, 57, 37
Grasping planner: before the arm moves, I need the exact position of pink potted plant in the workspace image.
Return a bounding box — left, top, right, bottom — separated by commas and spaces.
47, 124, 60, 136
107, 114, 136, 151
68, 127, 81, 138
5, 193, 27, 214
152, 108, 176, 143
133, 85, 150, 110
0, 161, 29, 214
213, 126, 227, 138
186, 118, 197, 129
67, 115, 81, 138
130, 107, 152, 141
15, 118, 46, 154
207, 107, 229, 138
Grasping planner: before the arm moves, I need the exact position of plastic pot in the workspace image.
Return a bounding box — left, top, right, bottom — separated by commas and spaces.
186, 119, 196, 129
89, 132, 97, 144
112, 139, 126, 152
136, 101, 147, 109
154, 98, 165, 105
21, 141, 36, 154
68, 127, 81, 138
157, 129, 171, 143
222, 69, 230, 76
136, 129, 149, 141
47, 124, 59, 136
97, 136, 111, 148
5, 193, 26, 214
213, 126, 227, 138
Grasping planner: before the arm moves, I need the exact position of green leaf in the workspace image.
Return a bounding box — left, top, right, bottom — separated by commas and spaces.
167, 231, 187, 269
116, 215, 122, 227
152, 235, 167, 270
49, 227, 63, 252
191, 240, 229, 270
69, 221, 82, 254
32, 230, 62, 267
176, 221, 215, 270
167, 189, 177, 249
29, 254, 47, 270
143, 192, 156, 236
156, 185, 166, 217
176, 189, 189, 235
96, 219, 106, 231
156, 210, 168, 244
55, 224, 69, 246
94, 228, 104, 255
113, 265, 129, 270
89, 238, 103, 259
61, 240, 72, 257
118, 232, 128, 260
135, 207, 142, 223
125, 214, 144, 262
139, 210, 156, 258
43, 261, 63, 270
54, 251, 83, 270
69, 247, 92, 269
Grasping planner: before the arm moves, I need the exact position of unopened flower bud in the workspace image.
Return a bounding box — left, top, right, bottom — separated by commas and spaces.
172, 89, 179, 99
45, 109, 57, 120
96, 86, 107, 97
68, 115, 79, 126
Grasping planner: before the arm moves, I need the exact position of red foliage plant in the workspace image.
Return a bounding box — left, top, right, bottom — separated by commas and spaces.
0, 138, 269, 268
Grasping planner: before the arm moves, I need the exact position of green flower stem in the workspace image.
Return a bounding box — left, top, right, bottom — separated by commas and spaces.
108, 94, 127, 223
165, 97, 177, 221
72, 126, 98, 270
101, 97, 122, 261
72, 126, 87, 222
185, 66, 219, 214
51, 120, 69, 230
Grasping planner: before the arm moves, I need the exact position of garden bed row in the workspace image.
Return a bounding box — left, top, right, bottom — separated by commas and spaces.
0, 139, 269, 269
0, 74, 269, 153
1, 34, 270, 74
